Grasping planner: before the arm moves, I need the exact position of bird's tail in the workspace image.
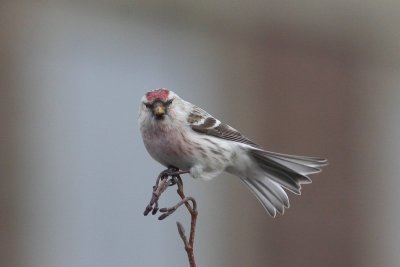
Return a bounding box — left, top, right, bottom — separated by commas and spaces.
241, 149, 327, 217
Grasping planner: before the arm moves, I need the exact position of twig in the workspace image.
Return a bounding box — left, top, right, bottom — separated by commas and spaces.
174, 176, 197, 265
143, 167, 197, 267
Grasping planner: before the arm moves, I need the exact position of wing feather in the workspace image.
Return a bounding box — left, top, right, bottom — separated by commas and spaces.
189, 107, 259, 147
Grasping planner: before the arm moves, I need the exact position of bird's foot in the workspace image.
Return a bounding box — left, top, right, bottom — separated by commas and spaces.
161, 167, 190, 185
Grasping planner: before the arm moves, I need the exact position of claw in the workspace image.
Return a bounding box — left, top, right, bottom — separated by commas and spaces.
168, 178, 177, 186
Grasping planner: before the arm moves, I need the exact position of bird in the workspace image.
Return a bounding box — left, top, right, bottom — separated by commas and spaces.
139, 88, 327, 217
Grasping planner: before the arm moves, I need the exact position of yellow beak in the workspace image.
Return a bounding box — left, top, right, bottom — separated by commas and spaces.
153, 103, 166, 116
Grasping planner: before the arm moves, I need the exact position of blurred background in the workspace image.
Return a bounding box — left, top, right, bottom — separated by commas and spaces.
1, 1, 400, 267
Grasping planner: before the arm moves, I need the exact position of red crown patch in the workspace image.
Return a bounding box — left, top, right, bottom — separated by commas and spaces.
146, 88, 169, 102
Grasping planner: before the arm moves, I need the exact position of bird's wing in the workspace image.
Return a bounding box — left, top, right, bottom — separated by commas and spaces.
188, 106, 259, 147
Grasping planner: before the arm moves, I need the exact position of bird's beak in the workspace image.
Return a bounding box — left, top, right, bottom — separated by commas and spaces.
152, 102, 166, 117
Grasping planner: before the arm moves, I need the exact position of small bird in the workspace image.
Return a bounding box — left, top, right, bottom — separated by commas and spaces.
139, 88, 327, 217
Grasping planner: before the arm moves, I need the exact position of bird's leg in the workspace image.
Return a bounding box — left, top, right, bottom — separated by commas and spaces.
168, 170, 190, 186
171, 170, 190, 176
163, 166, 189, 177
162, 166, 190, 186
161, 166, 179, 177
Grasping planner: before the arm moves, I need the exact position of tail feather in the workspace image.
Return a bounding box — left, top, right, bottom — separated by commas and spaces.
241, 178, 278, 216
250, 149, 327, 194
251, 150, 303, 194
263, 150, 328, 162
265, 151, 328, 170
241, 148, 327, 216
241, 177, 290, 217
253, 179, 289, 208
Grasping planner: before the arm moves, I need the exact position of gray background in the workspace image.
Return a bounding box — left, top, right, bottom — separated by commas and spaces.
1, 1, 400, 266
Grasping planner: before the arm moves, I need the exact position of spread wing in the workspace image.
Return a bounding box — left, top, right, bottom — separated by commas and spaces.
188, 106, 259, 147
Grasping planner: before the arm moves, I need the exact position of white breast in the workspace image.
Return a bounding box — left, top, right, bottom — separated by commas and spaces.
140, 118, 194, 170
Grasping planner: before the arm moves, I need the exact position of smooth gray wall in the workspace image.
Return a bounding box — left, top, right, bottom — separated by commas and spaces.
1, 1, 400, 267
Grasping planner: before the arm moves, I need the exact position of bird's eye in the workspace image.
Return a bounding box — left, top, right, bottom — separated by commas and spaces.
165, 99, 173, 106
144, 103, 152, 109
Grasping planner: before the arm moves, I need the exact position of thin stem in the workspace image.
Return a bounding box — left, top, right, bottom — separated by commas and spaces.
143, 168, 198, 267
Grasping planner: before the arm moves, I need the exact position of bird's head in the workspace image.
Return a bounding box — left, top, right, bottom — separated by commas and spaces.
140, 88, 177, 121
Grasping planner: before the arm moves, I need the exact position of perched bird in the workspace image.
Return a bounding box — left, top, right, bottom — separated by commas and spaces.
139, 88, 327, 217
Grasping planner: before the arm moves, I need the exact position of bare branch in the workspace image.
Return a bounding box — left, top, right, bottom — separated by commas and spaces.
143, 167, 198, 267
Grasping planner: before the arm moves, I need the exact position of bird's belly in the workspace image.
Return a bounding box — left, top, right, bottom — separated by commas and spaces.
141, 123, 233, 177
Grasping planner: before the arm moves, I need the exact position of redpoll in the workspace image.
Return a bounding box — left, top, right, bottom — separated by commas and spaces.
139, 88, 327, 217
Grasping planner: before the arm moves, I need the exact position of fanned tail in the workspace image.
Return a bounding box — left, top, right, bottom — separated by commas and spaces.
242, 149, 327, 217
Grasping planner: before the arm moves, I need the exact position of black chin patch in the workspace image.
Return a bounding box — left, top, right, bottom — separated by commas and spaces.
154, 114, 165, 120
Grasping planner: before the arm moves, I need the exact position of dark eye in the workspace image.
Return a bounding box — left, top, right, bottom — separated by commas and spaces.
144, 103, 152, 109
165, 99, 173, 106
